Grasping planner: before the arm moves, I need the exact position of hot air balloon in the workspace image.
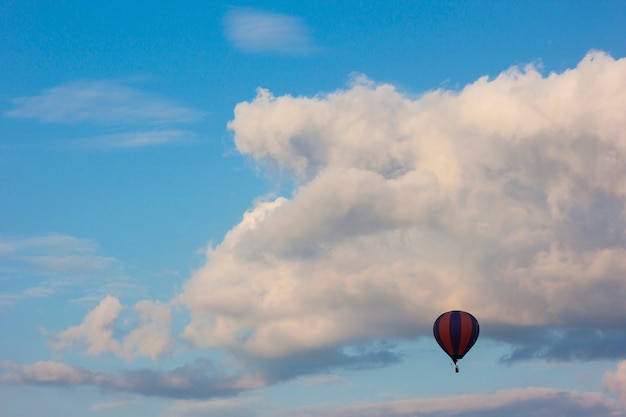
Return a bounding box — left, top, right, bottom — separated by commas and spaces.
433, 310, 479, 373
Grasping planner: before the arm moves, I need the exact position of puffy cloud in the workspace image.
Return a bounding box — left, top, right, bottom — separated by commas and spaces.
180, 51, 626, 360
224, 9, 317, 55
121, 300, 174, 361
50, 295, 123, 357
49, 296, 173, 361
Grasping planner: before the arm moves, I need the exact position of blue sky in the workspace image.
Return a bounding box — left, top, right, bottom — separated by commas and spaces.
2, 1, 626, 416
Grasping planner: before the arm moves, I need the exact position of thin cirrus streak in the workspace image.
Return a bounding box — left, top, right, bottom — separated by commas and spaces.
4, 80, 204, 125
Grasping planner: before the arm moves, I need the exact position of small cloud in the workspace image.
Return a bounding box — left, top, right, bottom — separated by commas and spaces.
1, 361, 94, 385
603, 360, 626, 407
49, 295, 124, 357
49, 295, 174, 362
224, 9, 317, 55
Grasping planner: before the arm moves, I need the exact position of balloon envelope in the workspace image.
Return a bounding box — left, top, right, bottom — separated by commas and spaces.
433, 310, 480, 365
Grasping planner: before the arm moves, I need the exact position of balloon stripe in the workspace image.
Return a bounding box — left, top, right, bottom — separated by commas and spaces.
433, 317, 442, 346
449, 311, 461, 358
458, 312, 474, 357
437, 313, 454, 357
470, 316, 480, 350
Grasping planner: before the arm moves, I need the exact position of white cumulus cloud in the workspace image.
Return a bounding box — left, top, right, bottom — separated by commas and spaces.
179, 51, 626, 359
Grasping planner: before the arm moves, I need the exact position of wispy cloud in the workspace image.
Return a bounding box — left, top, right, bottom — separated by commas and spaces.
5, 80, 204, 125
291, 387, 621, 417
166, 388, 621, 417
161, 397, 262, 417
70, 129, 196, 150
3, 80, 205, 150
0, 234, 137, 310
0, 286, 55, 312
0, 234, 115, 277
224, 9, 318, 55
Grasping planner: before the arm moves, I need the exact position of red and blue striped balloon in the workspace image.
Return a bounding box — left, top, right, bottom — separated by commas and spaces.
433, 310, 479, 372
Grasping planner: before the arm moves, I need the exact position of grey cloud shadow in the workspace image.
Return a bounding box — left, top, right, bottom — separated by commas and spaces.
247, 340, 403, 384
108, 341, 401, 399
2, 341, 402, 400
483, 324, 626, 363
